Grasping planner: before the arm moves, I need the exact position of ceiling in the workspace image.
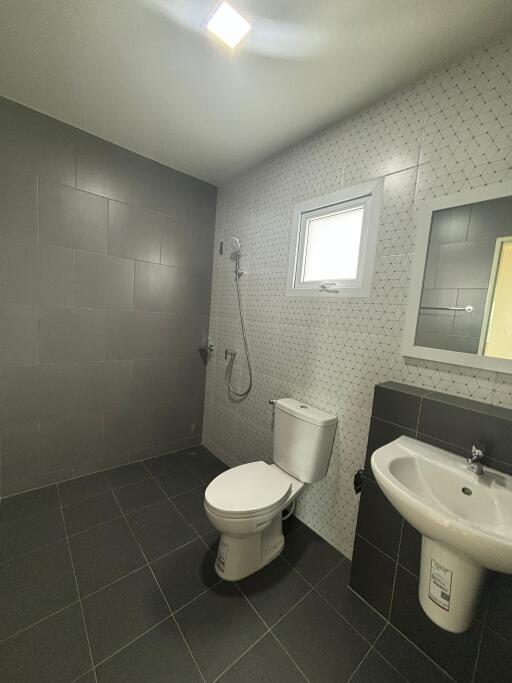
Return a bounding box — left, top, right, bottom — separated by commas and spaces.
1, 1, 512, 185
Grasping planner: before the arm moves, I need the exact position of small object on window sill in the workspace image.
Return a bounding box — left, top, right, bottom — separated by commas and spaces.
354, 468, 364, 494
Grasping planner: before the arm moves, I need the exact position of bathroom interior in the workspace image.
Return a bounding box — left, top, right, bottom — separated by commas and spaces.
1, 2, 512, 682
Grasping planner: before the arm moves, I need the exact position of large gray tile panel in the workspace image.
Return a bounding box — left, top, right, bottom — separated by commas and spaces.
430, 205, 470, 244
37, 360, 132, 420
468, 195, 512, 241
436, 240, 495, 289
0, 421, 39, 486
131, 357, 182, 405
134, 261, 183, 312
40, 307, 106, 363
153, 398, 203, 445
416, 289, 457, 335
0, 170, 37, 242
0, 96, 78, 186
0, 366, 39, 423
75, 251, 134, 309
0, 305, 38, 366
39, 412, 104, 473
104, 406, 154, 458
181, 268, 212, 315
106, 310, 177, 359
415, 331, 479, 354
0, 240, 74, 306
76, 136, 139, 204
108, 201, 163, 263
173, 314, 210, 358
39, 181, 108, 252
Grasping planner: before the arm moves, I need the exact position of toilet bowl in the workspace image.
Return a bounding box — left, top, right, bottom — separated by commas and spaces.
204, 398, 337, 581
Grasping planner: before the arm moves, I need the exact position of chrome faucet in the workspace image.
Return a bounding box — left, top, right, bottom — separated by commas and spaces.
467, 445, 485, 475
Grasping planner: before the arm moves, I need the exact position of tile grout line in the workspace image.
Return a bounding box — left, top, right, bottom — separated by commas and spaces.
108, 483, 207, 683
0, 599, 81, 646
211, 630, 270, 683
268, 630, 312, 683
56, 486, 99, 683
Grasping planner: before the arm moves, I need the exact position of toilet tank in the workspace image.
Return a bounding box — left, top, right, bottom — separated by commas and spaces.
273, 398, 337, 483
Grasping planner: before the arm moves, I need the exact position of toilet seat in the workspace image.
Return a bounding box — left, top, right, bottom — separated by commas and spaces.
205, 461, 291, 519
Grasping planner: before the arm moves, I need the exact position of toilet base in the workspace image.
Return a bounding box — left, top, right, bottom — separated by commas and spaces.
214, 515, 284, 581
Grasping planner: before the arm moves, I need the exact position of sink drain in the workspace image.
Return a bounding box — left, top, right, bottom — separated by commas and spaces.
461, 487, 472, 496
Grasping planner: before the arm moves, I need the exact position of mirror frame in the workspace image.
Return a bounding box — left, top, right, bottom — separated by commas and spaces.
402, 179, 512, 374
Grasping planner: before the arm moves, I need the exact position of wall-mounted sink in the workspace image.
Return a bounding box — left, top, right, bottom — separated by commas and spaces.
371, 436, 512, 633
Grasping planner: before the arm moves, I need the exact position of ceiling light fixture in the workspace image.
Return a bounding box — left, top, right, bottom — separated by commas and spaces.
205, 2, 251, 49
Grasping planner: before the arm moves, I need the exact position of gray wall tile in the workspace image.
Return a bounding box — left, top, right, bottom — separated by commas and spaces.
37, 361, 132, 420
104, 406, 154, 457
468, 196, 512, 241
0, 305, 39, 367
1, 366, 39, 424
430, 205, 470, 244
181, 269, 211, 315
453, 289, 488, 338
77, 137, 139, 204
106, 310, 177, 359
134, 262, 182, 312
0, 421, 39, 486
0, 171, 37, 242
39, 413, 104, 473
40, 308, 106, 363
39, 181, 108, 253
0, 241, 74, 306
0, 96, 77, 186
435, 240, 495, 290
75, 252, 134, 309
108, 201, 163, 263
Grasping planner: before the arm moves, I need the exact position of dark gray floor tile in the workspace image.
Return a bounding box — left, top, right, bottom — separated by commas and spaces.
59, 472, 110, 505
375, 625, 454, 683
106, 462, 149, 489
273, 592, 369, 683
485, 572, 512, 643
69, 517, 145, 596
317, 561, 385, 642
158, 467, 203, 497
75, 672, 96, 683
0, 540, 77, 639
96, 618, 202, 683
175, 582, 266, 682
238, 556, 310, 627
173, 486, 213, 534
190, 459, 228, 484
0, 604, 91, 683
144, 452, 186, 478
350, 651, 404, 683
152, 538, 218, 611
178, 445, 216, 466
127, 499, 196, 561
83, 566, 169, 664
63, 490, 121, 535
218, 633, 306, 682
474, 628, 512, 683
281, 525, 343, 585
0, 484, 60, 526
115, 477, 164, 513
282, 515, 307, 537
0, 507, 65, 563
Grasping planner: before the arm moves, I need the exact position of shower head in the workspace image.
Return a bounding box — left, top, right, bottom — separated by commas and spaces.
229, 236, 242, 254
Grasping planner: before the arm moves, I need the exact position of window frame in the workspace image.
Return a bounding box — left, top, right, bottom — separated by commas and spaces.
287, 179, 383, 298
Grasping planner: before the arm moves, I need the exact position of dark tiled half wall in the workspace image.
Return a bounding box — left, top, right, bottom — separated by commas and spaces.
0, 96, 217, 496
350, 382, 512, 682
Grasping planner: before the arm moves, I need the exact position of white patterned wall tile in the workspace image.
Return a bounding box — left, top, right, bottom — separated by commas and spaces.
203, 37, 512, 556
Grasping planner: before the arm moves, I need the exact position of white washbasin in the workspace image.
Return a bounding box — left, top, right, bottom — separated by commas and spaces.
371, 436, 512, 573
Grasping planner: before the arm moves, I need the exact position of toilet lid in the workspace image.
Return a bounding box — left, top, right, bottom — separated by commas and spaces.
205, 461, 291, 518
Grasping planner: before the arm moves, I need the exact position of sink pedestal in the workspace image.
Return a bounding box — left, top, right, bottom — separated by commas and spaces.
418, 536, 485, 633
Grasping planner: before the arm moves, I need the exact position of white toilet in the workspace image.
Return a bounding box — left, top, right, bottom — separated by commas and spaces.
204, 398, 337, 580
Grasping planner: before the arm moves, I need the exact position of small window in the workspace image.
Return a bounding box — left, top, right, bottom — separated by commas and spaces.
287, 180, 382, 297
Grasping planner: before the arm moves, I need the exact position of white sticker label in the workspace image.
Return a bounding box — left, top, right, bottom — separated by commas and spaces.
429, 559, 452, 611
216, 541, 229, 573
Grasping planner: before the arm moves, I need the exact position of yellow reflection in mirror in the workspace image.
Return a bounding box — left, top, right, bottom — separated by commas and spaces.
482, 238, 512, 360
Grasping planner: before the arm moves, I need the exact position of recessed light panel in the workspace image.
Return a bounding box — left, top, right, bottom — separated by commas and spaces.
206, 2, 251, 49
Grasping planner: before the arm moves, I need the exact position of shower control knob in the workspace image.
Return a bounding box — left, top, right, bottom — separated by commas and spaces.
269, 399, 277, 405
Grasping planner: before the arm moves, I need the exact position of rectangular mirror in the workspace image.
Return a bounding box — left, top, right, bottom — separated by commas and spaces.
403, 181, 512, 373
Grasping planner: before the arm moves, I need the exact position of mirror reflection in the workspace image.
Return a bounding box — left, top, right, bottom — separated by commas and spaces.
415, 196, 512, 360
